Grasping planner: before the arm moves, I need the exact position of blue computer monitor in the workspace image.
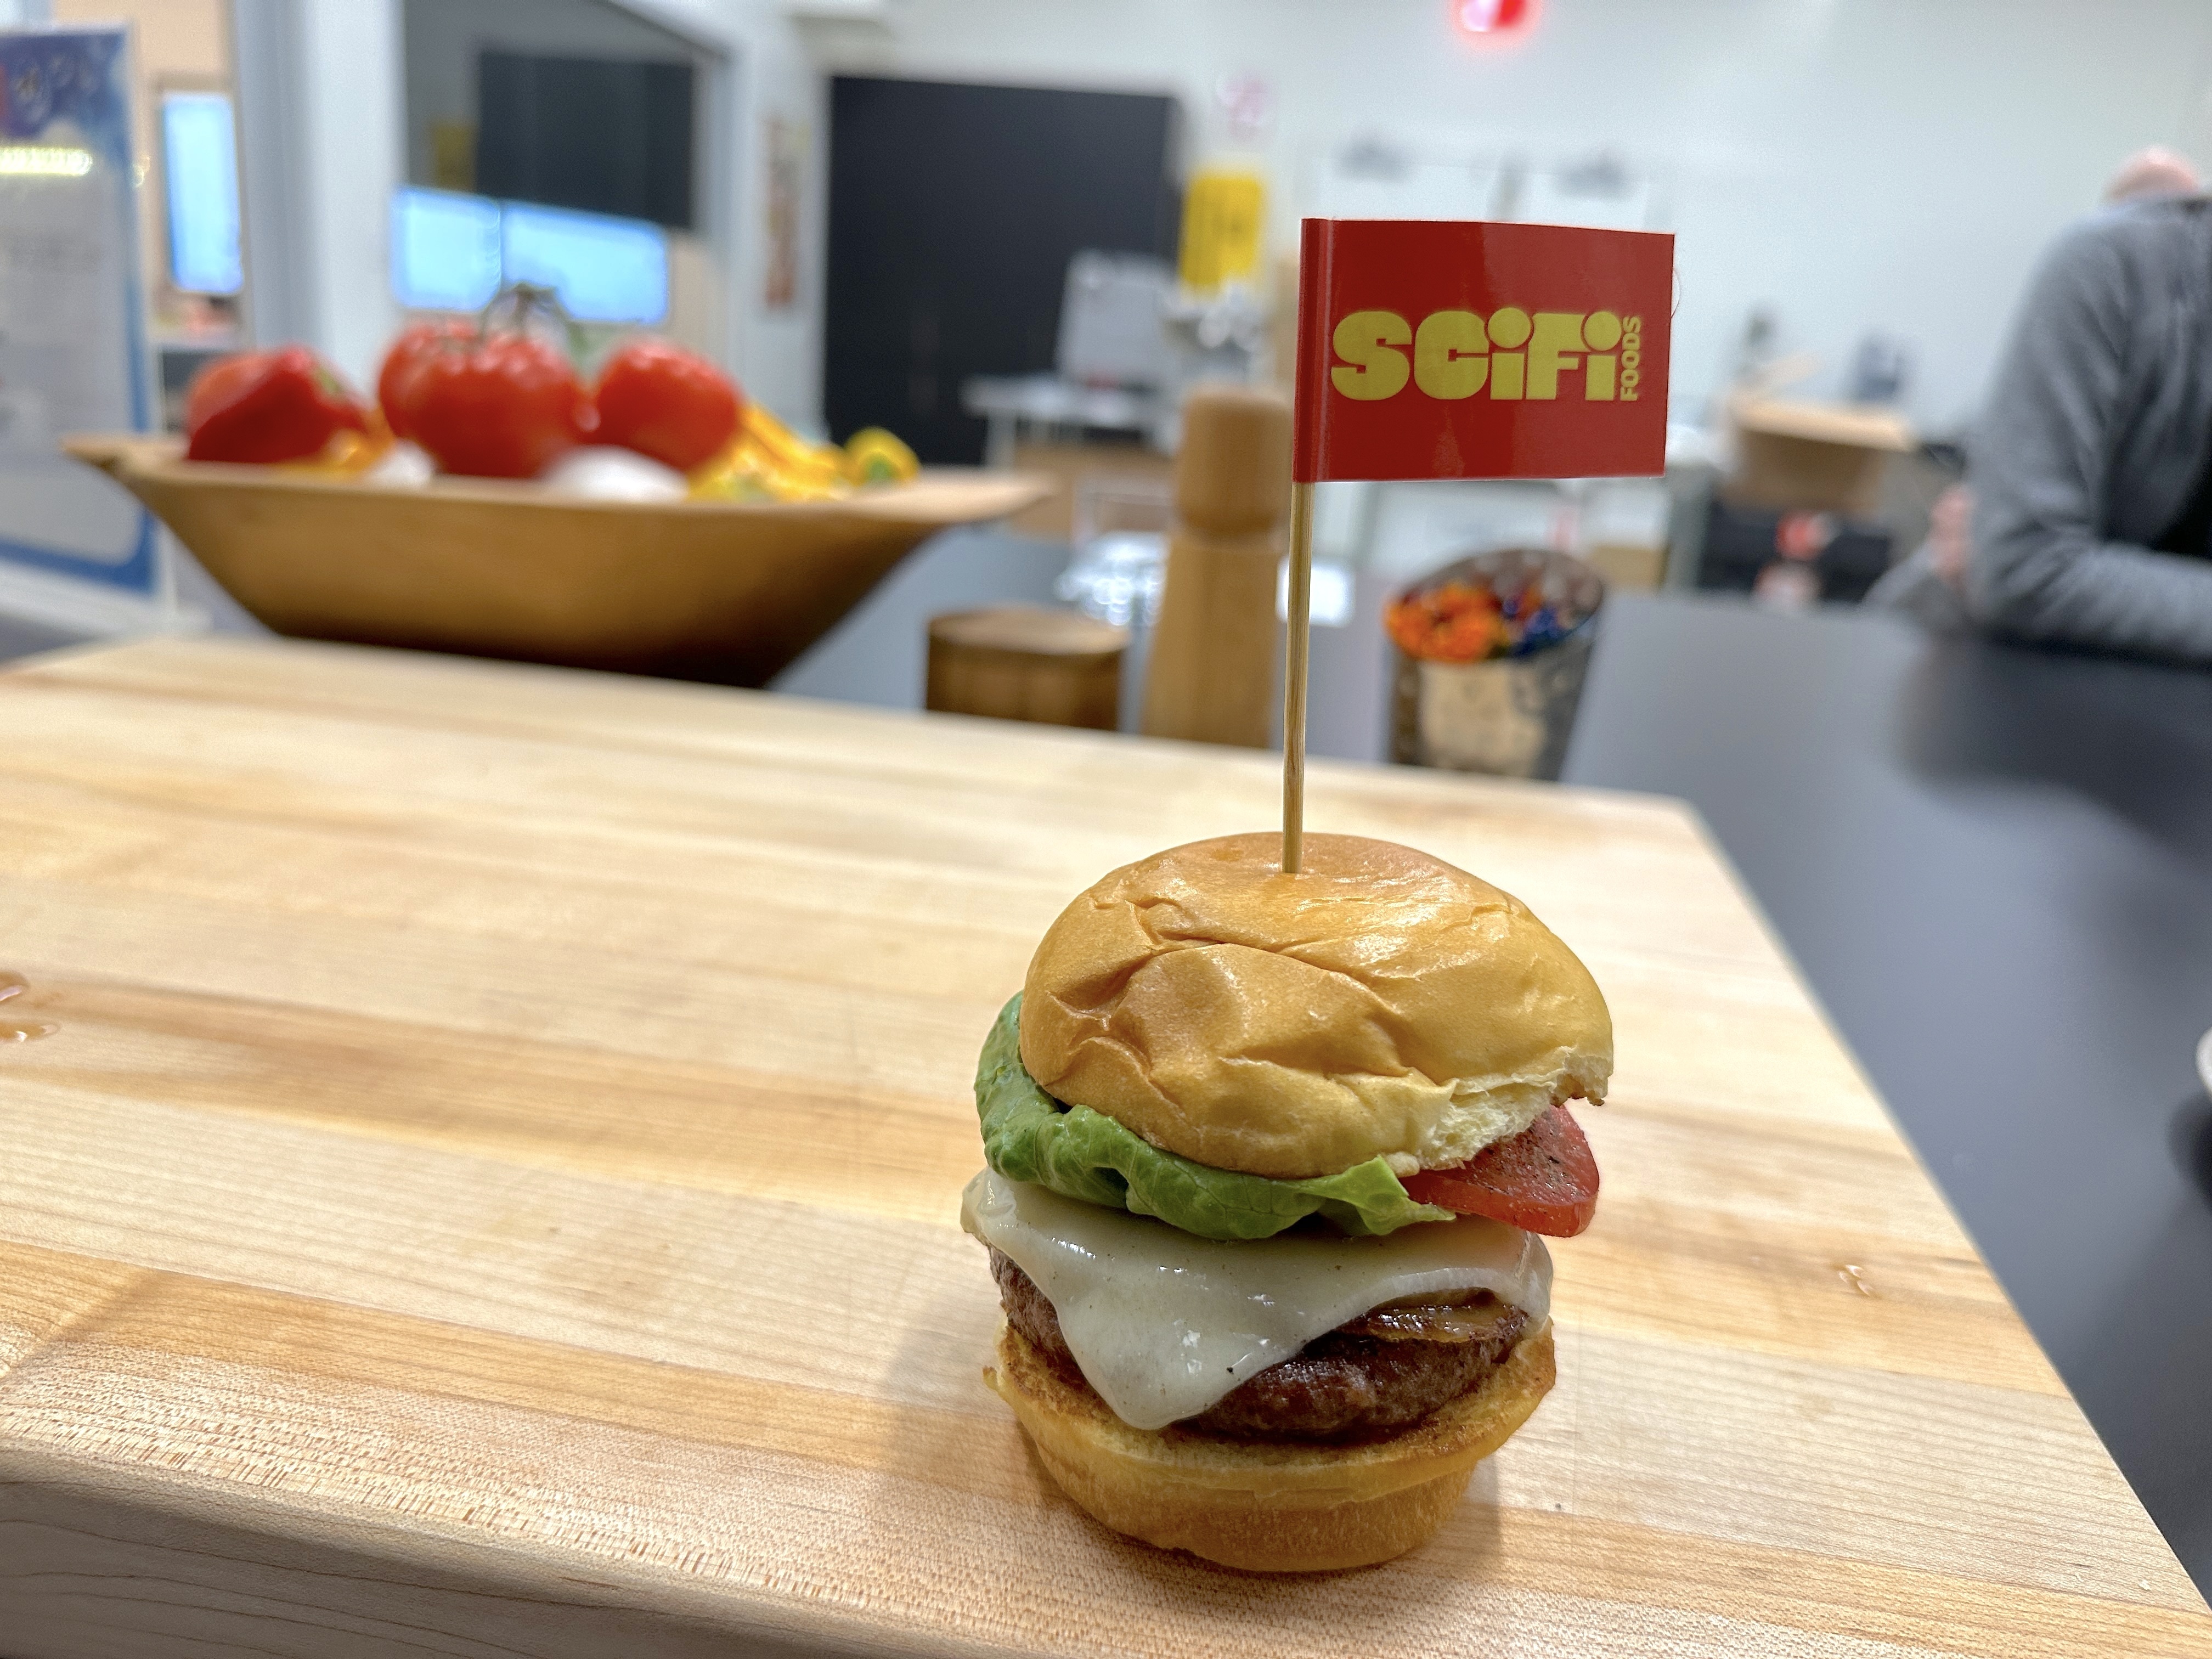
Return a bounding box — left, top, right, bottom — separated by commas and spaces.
391, 187, 503, 313
161, 92, 243, 295
501, 201, 668, 325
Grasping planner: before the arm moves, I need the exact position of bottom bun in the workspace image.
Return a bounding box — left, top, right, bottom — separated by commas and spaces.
985, 1319, 1555, 1573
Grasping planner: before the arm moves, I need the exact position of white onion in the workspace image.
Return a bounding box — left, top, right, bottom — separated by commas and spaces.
537, 445, 689, 502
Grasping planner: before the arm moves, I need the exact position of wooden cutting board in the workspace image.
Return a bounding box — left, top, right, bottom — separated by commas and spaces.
0, 636, 2203, 1658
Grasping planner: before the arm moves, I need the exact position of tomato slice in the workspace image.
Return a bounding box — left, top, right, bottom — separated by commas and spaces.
1399, 1105, 1599, 1237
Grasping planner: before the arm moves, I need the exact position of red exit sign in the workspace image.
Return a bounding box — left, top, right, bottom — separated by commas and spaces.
1454, 0, 1537, 40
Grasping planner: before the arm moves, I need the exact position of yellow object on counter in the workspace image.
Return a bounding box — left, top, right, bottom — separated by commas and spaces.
844, 426, 919, 486
278, 412, 395, 476
689, 405, 921, 502
1180, 168, 1267, 294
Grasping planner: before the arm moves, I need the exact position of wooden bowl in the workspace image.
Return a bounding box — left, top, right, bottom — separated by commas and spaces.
66, 435, 1050, 686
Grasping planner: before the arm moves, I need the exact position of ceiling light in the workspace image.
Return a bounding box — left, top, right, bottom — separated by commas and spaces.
0, 146, 97, 178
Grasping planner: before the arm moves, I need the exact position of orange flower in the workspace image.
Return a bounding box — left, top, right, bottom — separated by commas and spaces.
1385, 582, 1507, 664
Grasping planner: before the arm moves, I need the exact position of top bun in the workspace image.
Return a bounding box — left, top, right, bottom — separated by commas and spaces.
1018, 833, 1611, 1181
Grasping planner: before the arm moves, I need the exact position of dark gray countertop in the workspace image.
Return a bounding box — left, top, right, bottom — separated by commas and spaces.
778, 531, 2212, 1587
1566, 595, 2212, 1588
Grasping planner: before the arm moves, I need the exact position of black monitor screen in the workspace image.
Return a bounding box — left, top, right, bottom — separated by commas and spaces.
826, 77, 1181, 461
476, 50, 693, 232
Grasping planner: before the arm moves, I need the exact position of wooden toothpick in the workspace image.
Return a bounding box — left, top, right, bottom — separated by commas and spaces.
1281, 481, 1314, 874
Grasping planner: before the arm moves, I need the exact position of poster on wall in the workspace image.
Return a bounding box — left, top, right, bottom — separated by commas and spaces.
763, 116, 803, 311
0, 26, 161, 601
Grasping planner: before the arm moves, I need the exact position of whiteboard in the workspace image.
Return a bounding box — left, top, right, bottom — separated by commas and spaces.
0, 25, 160, 596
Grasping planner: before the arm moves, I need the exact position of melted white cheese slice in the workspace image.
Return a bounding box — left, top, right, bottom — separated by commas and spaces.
959, 1168, 1551, 1431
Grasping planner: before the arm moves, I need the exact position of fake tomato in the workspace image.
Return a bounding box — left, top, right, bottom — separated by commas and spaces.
376, 318, 473, 442
592, 340, 742, 472
1399, 1104, 1600, 1237
402, 333, 589, 479
184, 347, 368, 464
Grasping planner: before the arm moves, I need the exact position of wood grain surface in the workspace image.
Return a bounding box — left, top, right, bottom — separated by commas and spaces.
0, 635, 2202, 1658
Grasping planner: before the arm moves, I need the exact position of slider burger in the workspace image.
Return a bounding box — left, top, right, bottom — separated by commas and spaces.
960, 832, 1610, 1572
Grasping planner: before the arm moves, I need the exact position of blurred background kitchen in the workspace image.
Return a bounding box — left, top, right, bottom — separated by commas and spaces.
9, 0, 2212, 690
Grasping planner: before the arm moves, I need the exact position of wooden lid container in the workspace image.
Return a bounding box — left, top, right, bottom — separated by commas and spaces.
927, 605, 1129, 731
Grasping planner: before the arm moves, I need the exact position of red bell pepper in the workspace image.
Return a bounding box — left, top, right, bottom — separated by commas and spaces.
184, 347, 369, 465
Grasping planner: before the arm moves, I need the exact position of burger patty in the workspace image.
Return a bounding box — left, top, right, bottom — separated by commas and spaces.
988, 1248, 1530, 1444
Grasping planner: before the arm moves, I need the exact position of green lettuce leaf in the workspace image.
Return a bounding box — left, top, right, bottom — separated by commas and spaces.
975, 995, 1454, 1240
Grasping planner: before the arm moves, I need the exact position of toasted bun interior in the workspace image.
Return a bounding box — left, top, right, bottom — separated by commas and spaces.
987, 1319, 1555, 1573
1019, 833, 1611, 1180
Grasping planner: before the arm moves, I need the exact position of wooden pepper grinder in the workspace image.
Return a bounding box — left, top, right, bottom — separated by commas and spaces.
1141, 383, 1294, 747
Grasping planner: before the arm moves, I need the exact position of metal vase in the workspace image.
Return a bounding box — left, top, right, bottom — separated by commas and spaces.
1388, 549, 1605, 782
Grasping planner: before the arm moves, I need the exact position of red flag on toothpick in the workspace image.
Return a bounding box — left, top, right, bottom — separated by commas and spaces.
1293, 218, 1673, 483
1278, 218, 1674, 870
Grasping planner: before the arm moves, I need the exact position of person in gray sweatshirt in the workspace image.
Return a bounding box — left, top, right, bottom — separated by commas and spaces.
1964, 187, 2212, 664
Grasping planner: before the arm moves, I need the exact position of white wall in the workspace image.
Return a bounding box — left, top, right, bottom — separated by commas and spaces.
300, 1, 406, 386
224, 0, 2212, 438
811, 0, 2212, 435
642, 0, 825, 425
233, 0, 404, 390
